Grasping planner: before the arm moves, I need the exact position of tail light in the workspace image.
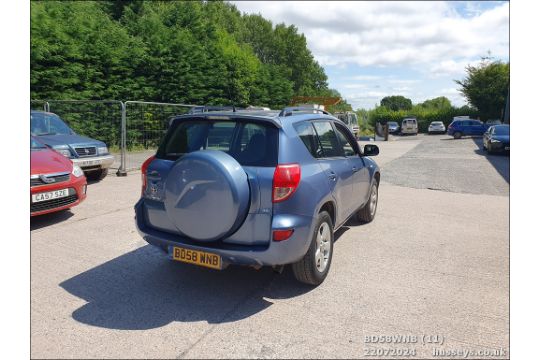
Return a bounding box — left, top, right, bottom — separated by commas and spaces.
273, 229, 294, 241
141, 155, 156, 196
272, 163, 301, 203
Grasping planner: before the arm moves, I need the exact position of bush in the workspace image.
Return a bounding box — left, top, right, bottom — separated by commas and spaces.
367, 105, 479, 133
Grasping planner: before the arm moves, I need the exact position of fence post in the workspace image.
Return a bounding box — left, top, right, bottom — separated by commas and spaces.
116, 101, 128, 177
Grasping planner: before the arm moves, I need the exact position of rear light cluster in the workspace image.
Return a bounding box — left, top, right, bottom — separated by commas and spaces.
271, 164, 300, 241
141, 155, 156, 195
273, 229, 294, 241
272, 163, 301, 203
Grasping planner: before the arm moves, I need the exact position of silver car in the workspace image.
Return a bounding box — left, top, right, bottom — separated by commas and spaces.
428, 121, 446, 134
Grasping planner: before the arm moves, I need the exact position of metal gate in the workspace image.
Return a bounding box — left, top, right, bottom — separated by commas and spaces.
123, 101, 194, 173
30, 100, 196, 175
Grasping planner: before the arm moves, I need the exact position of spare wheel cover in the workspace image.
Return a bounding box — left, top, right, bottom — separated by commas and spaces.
163, 150, 250, 241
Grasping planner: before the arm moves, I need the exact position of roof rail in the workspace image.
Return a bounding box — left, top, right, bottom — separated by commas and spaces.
188, 105, 244, 114
278, 106, 331, 117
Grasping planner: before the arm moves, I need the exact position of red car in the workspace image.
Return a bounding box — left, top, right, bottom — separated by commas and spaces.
31, 137, 87, 216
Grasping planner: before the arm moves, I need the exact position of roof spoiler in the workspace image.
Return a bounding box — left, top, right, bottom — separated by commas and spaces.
279, 107, 331, 117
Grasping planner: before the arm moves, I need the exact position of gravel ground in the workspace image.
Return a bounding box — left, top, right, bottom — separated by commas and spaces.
30, 134, 509, 359
381, 134, 509, 196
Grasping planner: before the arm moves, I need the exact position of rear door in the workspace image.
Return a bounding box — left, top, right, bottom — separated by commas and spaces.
470, 120, 485, 135
312, 120, 355, 223
462, 120, 474, 135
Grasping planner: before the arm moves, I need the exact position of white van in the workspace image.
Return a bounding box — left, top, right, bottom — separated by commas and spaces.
401, 117, 418, 135
335, 112, 360, 138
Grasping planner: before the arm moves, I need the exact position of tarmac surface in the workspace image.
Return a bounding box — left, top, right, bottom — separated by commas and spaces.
31, 134, 509, 359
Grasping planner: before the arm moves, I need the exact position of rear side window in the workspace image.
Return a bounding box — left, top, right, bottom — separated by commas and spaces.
312, 121, 344, 157
157, 119, 278, 167
294, 121, 324, 158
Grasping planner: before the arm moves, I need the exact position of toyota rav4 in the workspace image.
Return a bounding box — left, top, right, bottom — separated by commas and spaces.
135, 108, 380, 285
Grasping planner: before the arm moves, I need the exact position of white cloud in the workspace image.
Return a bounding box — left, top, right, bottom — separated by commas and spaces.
342, 83, 369, 89
232, 1, 509, 71
350, 75, 382, 81
232, 1, 508, 109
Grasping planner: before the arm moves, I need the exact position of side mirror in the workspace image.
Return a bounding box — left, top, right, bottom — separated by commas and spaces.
363, 144, 379, 156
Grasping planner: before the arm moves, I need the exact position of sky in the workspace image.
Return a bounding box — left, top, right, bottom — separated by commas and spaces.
232, 1, 509, 110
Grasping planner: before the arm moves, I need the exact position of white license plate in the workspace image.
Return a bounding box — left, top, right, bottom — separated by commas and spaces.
80, 159, 100, 167
32, 189, 69, 203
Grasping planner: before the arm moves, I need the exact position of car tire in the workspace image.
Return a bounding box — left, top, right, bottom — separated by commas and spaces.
292, 211, 334, 286
357, 178, 379, 223
86, 168, 108, 181
453, 132, 462, 139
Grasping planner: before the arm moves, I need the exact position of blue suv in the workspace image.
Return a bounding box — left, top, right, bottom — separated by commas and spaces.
135, 108, 380, 285
447, 118, 489, 139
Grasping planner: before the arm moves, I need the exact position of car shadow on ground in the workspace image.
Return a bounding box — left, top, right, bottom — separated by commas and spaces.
30, 210, 74, 231
60, 227, 350, 330
471, 137, 510, 183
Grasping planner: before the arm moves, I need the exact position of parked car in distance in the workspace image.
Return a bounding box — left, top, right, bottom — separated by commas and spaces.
31, 136, 87, 216
486, 119, 502, 126
30, 111, 114, 180
334, 111, 360, 138
428, 121, 446, 134
453, 115, 472, 121
447, 119, 489, 139
401, 117, 418, 135
135, 109, 381, 285
483, 124, 510, 154
387, 121, 399, 134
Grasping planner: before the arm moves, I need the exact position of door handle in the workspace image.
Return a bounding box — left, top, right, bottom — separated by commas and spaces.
328, 172, 337, 181
352, 166, 358, 172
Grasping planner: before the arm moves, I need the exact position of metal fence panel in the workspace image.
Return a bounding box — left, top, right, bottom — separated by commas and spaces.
124, 101, 194, 171
30, 100, 197, 175
30, 100, 49, 111
45, 100, 123, 171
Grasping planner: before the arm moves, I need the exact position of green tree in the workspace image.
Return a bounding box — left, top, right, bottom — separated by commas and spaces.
455, 60, 509, 120
31, 0, 331, 108
380, 95, 413, 111
420, 96, 452, 110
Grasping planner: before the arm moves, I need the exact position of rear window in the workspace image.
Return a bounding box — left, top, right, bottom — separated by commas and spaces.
156, 119, 278, 167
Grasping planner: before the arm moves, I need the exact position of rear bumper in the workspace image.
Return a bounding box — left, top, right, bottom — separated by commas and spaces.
72, 155, 115, 170
134, 199, 314, 267
401, 129, 417, 134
